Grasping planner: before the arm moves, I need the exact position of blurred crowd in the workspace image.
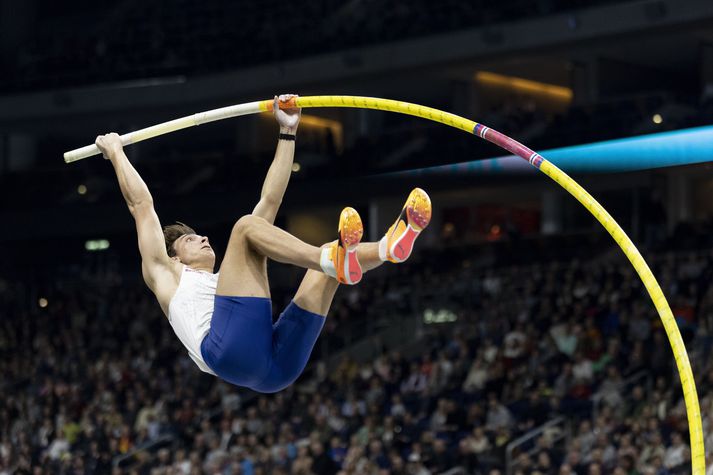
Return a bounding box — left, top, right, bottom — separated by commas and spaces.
4, 0, 624, 93
3, 228, 713, 474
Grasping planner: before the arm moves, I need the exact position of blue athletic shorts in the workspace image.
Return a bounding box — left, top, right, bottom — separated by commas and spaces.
200, 296, 325, 393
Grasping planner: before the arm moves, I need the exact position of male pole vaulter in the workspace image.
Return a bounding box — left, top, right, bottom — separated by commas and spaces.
95, 94, 431, 392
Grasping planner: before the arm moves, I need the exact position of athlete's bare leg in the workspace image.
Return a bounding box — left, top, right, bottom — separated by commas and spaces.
217, 185, 430, 300
217, 215, 323, 298
294, 242, 381, 315
216, 215, 381, 299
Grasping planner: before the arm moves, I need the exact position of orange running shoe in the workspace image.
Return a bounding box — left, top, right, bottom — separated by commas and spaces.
322, 207, 363, 285
382, 188, 432, 263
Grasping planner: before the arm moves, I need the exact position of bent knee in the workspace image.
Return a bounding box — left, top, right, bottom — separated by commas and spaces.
231, 214, 265, 239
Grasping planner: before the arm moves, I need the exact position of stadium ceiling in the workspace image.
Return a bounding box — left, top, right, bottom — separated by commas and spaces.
0, 0, 710, 135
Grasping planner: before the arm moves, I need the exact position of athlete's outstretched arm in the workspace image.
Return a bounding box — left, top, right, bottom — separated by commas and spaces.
96, 133, 175, 292
252, 94, 301, 225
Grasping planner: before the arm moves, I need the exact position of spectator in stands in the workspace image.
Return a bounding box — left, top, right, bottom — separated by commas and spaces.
663, 432, 690, 470
4, 226, 713, 473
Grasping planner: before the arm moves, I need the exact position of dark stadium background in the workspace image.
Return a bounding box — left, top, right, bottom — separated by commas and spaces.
2, 0, 713, 473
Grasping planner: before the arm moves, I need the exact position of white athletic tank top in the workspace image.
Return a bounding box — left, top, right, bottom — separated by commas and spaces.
167, 266, 217, 375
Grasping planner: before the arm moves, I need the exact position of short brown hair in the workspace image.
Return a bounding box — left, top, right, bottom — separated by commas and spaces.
163, 222, 196, 257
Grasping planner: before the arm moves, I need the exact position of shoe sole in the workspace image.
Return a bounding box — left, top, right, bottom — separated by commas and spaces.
407, 188, 432, 230
388, 188, 431, 263
338, 207, 363, 284
389, 223, 420, 263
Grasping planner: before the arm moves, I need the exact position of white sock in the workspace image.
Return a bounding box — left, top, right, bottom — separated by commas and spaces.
320, 247, 337, 278
378, 235, 388, 261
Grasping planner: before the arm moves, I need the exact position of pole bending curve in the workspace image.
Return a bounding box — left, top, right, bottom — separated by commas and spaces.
64, 96, 705, 474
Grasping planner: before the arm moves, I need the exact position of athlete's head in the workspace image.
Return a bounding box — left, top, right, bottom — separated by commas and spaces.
163, 222, 215, 269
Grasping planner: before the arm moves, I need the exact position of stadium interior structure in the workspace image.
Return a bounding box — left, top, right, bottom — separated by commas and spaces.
2, 0, 713, 473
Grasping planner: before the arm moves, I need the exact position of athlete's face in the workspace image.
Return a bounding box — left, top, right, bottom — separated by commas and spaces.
173, 233, 215, 269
